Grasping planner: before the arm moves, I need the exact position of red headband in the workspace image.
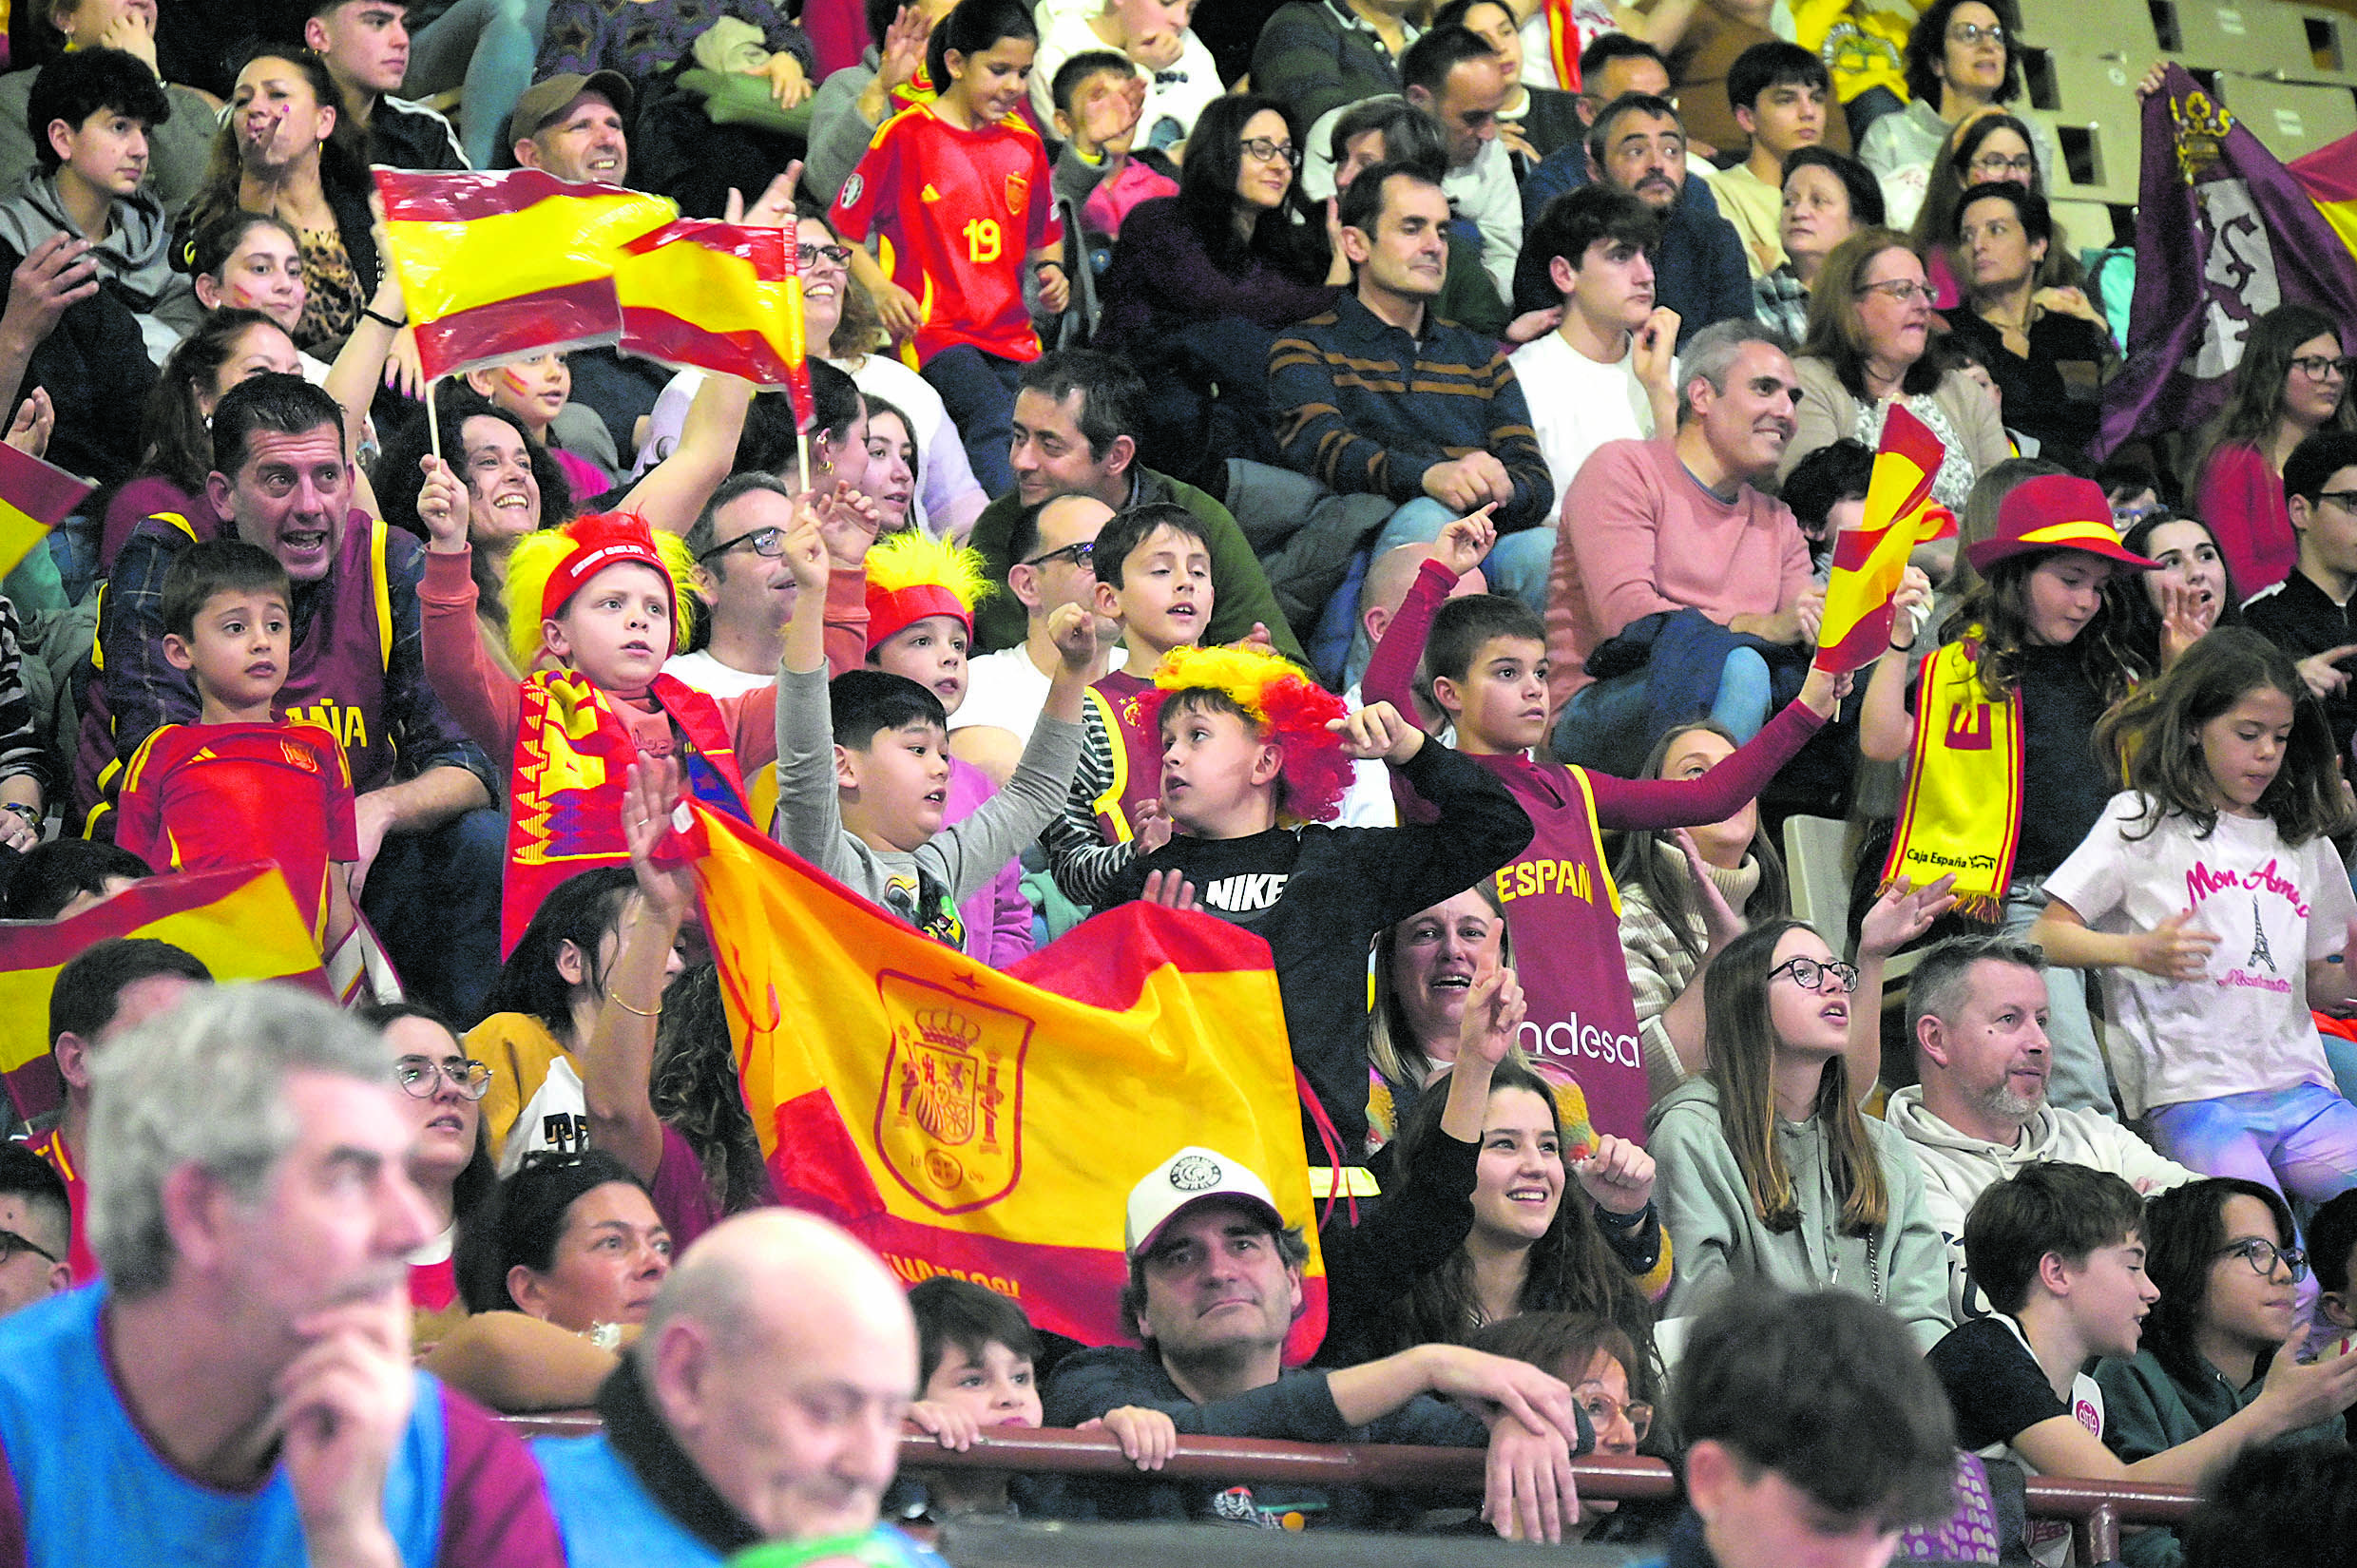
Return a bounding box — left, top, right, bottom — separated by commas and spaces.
541, 512, 672, 626
864, 583, 973, 650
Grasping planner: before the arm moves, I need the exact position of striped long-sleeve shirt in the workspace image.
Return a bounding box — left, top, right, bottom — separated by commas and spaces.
1268, 292, 1553, 532
0, 595, 48, 799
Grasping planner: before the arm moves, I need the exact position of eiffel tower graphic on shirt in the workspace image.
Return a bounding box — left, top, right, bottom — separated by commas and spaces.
2249, 907, 2277, 972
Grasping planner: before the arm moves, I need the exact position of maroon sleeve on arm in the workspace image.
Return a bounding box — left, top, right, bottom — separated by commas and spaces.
1582, 698, 1827, 831
0, 1438, 25, 1568
1362, 558, 1458, 717
434, 1385, 567, 1568
1362, 558, 1461, 828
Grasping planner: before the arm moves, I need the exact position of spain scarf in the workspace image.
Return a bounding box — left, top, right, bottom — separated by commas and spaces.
503, 669, 752, 953
1883, 636, 2022, 922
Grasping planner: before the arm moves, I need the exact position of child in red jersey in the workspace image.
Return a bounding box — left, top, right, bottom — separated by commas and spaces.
115, 539, 359, 955
833, 0, 1068, 498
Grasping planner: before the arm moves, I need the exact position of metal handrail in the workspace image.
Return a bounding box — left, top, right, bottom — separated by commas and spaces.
502, 1415, 2201, 1559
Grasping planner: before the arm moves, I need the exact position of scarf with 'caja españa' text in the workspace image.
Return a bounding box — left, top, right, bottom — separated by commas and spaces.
1885, 634, 2021, 922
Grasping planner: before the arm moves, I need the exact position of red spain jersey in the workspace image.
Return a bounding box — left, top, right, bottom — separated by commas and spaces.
832, 105, 1061, 366
113, 719, 359, 947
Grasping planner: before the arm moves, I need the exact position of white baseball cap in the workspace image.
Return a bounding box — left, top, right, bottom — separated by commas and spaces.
1124, 1147, 1285, 1258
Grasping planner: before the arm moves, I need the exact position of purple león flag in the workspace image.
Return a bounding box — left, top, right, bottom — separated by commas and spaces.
2097, 66, 2357, 458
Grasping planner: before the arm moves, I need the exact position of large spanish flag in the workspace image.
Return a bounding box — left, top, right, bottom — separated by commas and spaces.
0, 439, 92, 578
613, 220, 810, 396
374, 167, 679, 382
1812, 404, 1957, 676
678, 804, 1328, 1359
0, 864, 332, 1123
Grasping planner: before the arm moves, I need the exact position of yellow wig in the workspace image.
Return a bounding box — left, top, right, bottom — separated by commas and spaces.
863, 528, 996, 648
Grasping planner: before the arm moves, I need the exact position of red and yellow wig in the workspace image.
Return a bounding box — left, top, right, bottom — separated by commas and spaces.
1141, 643, 1351, 826
863, 529, 995, 650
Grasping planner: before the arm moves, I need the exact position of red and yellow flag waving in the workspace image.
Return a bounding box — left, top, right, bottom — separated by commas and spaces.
374, 167, 680, 382
1812, 404, 1959, 676
679, 806, 1328, 1359
0, 864, 332, 1123
613, 220, 812, 407
0, 439, 92, 579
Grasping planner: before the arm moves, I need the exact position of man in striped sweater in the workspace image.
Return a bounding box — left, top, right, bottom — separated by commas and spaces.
1268, 161, 1555, 614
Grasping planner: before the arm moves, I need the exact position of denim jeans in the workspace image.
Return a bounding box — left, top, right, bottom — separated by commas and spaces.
1366, 496, 1554, 614
405, 0, 556, 170
359, 804, 507, 1024
921, 346, 1025, 500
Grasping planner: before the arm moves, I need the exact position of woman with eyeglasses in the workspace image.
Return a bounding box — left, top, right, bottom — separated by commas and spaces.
629, 210, 988, 541
1464, 1312, 1656, 1541
1908, 108, 2075, 307
1093, 94, 1350, 354
1940, 182, 2117, 466
2193, 303, 2357, 596
358, 1001, 499, 1323
1783, 227, 2008, 510
1859, 0, 2059, 232
1648, 917, 1956, 1348
2093, 1178, 2354, 1567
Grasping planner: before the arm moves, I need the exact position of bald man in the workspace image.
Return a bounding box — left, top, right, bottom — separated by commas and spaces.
1338, 544, 1491, 826
533, 1211, 952, 1565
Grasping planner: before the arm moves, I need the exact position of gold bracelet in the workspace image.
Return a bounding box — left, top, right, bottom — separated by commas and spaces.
609, 993, 662, 1018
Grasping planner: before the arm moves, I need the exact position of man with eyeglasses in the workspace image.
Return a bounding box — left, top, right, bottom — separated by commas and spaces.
951, 491, 1119, 785
17, 936, 211, 1286
1402, 26, 1519, 297
1886, 934, 2194, 1320
665, 476, 809, 699
2244, 430, 2357, 761
0, 1145, 69, 1316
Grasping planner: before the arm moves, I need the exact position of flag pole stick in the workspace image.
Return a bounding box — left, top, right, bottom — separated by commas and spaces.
426, 376, 443, 466
796, 426, 811, 492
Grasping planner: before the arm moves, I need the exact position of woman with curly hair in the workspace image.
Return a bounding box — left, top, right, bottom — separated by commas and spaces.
2193, 302, 2357, 595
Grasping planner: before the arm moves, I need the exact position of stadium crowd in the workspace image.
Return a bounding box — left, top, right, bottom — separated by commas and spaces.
6, 0, 2357, 1562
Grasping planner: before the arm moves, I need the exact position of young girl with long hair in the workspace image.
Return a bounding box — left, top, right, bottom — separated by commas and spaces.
1864, 472, 2156, 1117
1612, 720, 1789, 1101
1389, 1055, 1666, 1354
1649, 917, 1954, 1346
2111, 511, 2243, 682
832, 0, 1068, 498
2031, 627, 2357, 1198
2194, 302, 2357, 595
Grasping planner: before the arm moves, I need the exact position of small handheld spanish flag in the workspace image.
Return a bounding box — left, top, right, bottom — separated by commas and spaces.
0, 439, 91, 579
1811, 404, 1958, 677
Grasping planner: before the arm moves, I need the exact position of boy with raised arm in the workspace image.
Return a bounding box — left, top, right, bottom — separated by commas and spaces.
771, 501, 1097, 945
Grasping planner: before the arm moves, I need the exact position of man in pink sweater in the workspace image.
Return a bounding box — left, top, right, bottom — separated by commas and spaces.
1544, 319, 1821, 773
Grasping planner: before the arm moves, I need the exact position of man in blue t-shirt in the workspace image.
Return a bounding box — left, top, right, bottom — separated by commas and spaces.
0, 983, 565, 1568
